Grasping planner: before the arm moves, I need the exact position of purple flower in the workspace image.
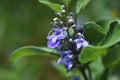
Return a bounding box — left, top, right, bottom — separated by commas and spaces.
74, 76, 80, 80
57, 50, 73, 71
47, 28, 66, 48
74, 37, 89, 50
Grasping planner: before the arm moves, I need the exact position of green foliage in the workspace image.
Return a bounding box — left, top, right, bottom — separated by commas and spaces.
0, 68, 19, 80
90, 57, 104, 80
84, 22, 106, 44
80, 46, 106, 63
100, 21, 120, 47
80, 20, 120, 63
39, 0, 61, 12
0, 0, 120, 80
76, 0, 90, 14
52, 61, 68, 77
96, 19, 114, 34
102, 44, 120, 68
60, 0, 71, 5
11, 46, 58, 63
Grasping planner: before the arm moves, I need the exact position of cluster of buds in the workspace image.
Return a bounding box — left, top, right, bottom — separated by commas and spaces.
47, 5, 89, 71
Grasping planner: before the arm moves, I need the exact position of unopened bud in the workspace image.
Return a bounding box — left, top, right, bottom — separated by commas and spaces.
67, 16, 73, 19
61, 10, 66, 13
68, 19, 74, 23
71, 24, 76, 28
54, 21, 58, 24
60, 21, 63, 24
77, 32, 84, 38
53, 17, 58, 22
77, 33, 82, 36
64, 27, 68, 30
68, 12, 73, 16
69, 38, 72, 42
61, 5, 65, 9
56, 12, 62, 17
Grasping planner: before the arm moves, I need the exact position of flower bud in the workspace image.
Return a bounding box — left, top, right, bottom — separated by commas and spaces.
53, 17, 58, 22
69, 39, 73, 42
54, 21, 58, 24
77, 33, 82, 36
68, 12, 73, 16
64, 27, 68, 30
68, 19, 74, 23
61, 10, 66, 13
60, 21, 63, 25
67, 16, 73, 19
71, 24, 76, 28
56, 12, 62, 17
61, 5, 65, 10
77, 32, 84, 38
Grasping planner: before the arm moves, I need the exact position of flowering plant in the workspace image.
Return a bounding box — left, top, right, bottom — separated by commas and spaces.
10, 0, 120, 80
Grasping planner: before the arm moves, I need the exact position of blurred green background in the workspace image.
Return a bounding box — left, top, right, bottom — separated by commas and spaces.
0, 0, 120, 80
0, 0, 66, 80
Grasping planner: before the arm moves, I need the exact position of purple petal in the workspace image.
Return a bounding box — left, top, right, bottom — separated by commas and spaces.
55, 30, 61, 35
66, 61, 73, 71
47, 35, 55, 39
47, 39, 60, 48
74, 37, 89, 50
76, 43, 82, 50
74, 38, 84, 43
74, 76, 80, 80
57, 33, 66, 39
56, 28, 66, 39
82, 41, 89, 47
57, 50, 73, 71
51, 37, 57, 43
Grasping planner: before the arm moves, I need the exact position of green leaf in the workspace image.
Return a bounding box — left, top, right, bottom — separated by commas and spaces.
80, 46, 106, 63
80, 20, 120, 63
100, 21, 120, 47
90, 57, 105, 80
11, 46, 58, 63
84, 22, 106, 45
108, 62, 120, 79
76, 0, 90, 14
39, 0, 61, 12
52, 61, 68, 77
102, 45, 120, 68
61, 0, 71, 5
96, 18, 115, 35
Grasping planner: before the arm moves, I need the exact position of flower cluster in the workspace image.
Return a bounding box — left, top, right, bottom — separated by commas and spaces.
47, 5, 89, 71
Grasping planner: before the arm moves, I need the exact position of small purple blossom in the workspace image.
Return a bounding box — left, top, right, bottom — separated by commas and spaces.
57, 50, 73, 71
46, 8, 90, 72
47, 28, 66, 48
74, 37, 89, 50
74, 76, 80, 80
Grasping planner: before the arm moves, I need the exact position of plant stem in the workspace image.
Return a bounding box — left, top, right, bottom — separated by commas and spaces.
66, 30, 71, 38
100, 68, 109, 80
82, 69, 88, 80
87, 65, 93, 80
78, 65, 88, 80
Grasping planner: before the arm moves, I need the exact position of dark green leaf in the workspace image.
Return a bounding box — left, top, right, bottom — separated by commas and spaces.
84, 22, 106, 45
76, 0, 90, 14
80, 46, 106, 63
108, 62, 120, 79
90, 57, 104, 80
39, 0, 61, 12
100, 21, 120, 47
96, 18, 114, 35
102, 45, 120, 68
80, 20, 120, 63
52, 61, 68, 77
11, 46, 58, 63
